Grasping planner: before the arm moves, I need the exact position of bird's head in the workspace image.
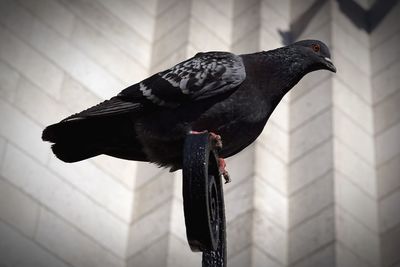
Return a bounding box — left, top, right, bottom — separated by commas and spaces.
291, 39, 337, 73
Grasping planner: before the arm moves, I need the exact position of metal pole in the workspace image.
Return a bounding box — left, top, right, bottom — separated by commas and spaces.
182, 132, 227, 267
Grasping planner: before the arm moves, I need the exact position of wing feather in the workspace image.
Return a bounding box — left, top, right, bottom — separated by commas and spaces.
120, 51, 246, 107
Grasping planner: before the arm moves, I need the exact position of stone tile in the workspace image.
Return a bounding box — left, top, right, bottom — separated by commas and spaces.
151, 22, 189, 68
150, 47, 188, 73
0, 24, 63, 100
224, 143, 255, 186
134, 162, 167, 189
255, 145, 288, 195
128, 200, 172, 257
291, 244, 335, 267
298, 2, 331, 40
289, 207, 334, 264
70, 19, 146, 84
18, 0, 75, 38
336, 207, 380, 266
154, 0, 191, 42
289, 70, 331, 103
254, 177, 288, 229
232, 4, 260, 44
227, 248, 252, 267
36, 208, 124, 267
258, 122, 289, 162
155, 0, 181, 17
261, 2, 289, 36
290, 109, 332, 161
191, 1, 231, 44
371, 31, 400, 75
229, 246, 283, 267
127, 234, 168, 267
0, 221, 70, 267
334, 140, 377, 198
132, 0, 158, 16
226, 211, 252, 258
231, 28, 259, 55
259, 28, 283, 51
233, 0, 259, 18
335, 173, 379, 231
335, 243, 372, 267
132, 171, 175, 221
166, 234, 200, 267
374, 88, 400, 134
289, 140, 332, 194
290, 79, 332, 130
169, 198, 186, 242
48, 156, 134, 223
371, 3, 400, 48
1, 145, 129, 257
253, 211, 287, 264
0, 178, 39, 238
262, 0, 290, 19
332, 24, 370, 75
252, 246, 283, 267
333, 108, 375, 164
14, 78, 70, 126
379, 189, 400, 233
0, 100, 49, 164
269, 98, 289, 132
0, 137, 5, 164
333, 79, 373, 134
0, 60, 20, 103
91, 155, 136, 190
377, 154, 400, 198
59, 75, 101, 112
375, 122, 400, 165
332, 0, 369, 46
0, 1, 123, 99
372, 60, 400, 104
188, 18, 229, 52
61, 0, 151, 67
381, 224, 400, 267
333, 52, 372, 104
225, 178, 253, 223
97, 0, 154, 41
289, 172, 333, 228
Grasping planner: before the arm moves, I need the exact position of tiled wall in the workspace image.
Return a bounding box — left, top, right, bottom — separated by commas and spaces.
0, 0, 398, 267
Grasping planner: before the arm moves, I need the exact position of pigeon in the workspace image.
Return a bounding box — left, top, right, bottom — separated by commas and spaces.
42, 40, 336, 181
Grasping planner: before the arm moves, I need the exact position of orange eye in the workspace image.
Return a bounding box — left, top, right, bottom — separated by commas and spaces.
312, 44, 320, 52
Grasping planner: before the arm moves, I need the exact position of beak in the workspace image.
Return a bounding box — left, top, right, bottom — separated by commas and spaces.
323, 57, 337, 73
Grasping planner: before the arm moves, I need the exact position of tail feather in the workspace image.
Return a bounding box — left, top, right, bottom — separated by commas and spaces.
51, 142, 101, 163
42, 115, 147, 163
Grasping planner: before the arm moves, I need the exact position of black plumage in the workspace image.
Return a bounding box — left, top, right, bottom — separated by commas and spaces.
42, 40, 336, 172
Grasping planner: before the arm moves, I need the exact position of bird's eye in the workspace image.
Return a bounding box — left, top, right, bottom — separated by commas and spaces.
312, 44, 320, 53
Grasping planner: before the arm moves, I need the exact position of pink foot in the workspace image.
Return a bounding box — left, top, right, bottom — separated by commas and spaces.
189, 130, 222, 150
218, 158, 231, 184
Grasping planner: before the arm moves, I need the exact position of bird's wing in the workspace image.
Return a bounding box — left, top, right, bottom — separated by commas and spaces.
119, 51, 246, 107
63, 52, 245, 121
61, 96, 144, 122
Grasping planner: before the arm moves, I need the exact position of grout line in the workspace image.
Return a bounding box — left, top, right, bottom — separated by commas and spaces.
288, 241, 335, 267
288, 203, 335, 233
2, 140, 131, 224
0, 218, 75, 267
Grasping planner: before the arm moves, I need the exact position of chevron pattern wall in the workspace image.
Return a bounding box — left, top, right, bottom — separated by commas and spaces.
0, 0, 399, 267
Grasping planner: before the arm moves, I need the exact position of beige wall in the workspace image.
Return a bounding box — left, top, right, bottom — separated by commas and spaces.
0, 0, 399, 266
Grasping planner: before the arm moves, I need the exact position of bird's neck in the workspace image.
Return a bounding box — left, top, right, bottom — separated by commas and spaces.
244, 48, 307, 100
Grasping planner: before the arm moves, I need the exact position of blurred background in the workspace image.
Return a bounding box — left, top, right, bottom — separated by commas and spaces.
0, 0, 399, 266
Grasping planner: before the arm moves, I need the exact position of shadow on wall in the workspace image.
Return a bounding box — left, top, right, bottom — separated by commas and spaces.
279, 0, 399, 44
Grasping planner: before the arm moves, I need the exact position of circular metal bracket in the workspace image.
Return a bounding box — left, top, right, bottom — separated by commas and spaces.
182, 132, 226, 266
